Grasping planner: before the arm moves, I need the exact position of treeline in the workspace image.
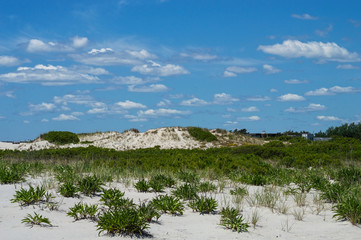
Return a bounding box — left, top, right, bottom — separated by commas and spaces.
316, 122, 361, 140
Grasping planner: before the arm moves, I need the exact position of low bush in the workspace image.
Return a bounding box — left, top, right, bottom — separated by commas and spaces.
333, 190, 361, 225
100, 188, 133, 210
138, 202, 161, 222
78, 175, 103, 196
40, 131, 80, 145
0, 164, 26, 184
188, 196, 218, 214
177, 170, 200, 184
187, 127, 217, 142
172, 184, 199, 200
22, 212, 52, 227
151, 195, 184, 215
220, 207, 249, 233
199, 181, 217, 192
67, 202, 98, 221
59, 182, 78, 197
11, 185, 47, 206
134, 179, 150, 192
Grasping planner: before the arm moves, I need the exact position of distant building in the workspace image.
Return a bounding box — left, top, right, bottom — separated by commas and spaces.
302, 133, 314, 141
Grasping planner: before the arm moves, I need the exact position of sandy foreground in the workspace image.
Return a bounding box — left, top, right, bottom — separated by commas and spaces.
1, 176, 360, 240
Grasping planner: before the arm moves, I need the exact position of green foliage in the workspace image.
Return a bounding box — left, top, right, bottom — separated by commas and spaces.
177, 170, 200, 184
54, 165, 77, 183
134, 179, 150, 192
172, 184, 199, 200
333, 190, 361, 225
78, 175, 103, 196
11, 185, 47, 206
59, 182, 78, 197
138, 202, 161, 222
0, 163, 26, 184
100, 188, 133, 209
220, 207, 249, 233
230, 186, 248, 197
40, 131, 80, 145
188, 196, 218, 214
67, 202, 98, 221
151, 195, 184, 215
22, 212, 52, 227
97, 208, 149, 236
148, 177, 165, 192
198, 181, 217, 192
187, 127, 217, 142
325, 122, 361, 139
151, 174, 176, 187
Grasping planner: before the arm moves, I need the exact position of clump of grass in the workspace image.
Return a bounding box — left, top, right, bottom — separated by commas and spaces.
151, 174, 176, 188
292, 207, 305, 221
333, 191, 361, 225
0, 164, 27, 184
78, 175, 103, 196
230, 186, 248, 197
148, 178, 165, 193
276, 200, 289, 215
255, 186, 280, 211
293, 192, 307, 207
250, 208, 261, 229
172, 184, 198, 200
97, 208, 149, 236
138, 201, 161, 222
59, 182, 78, 197
67, 202, 98, 221
177, 170, 200, 184
151, 195, 184, 215
220, 207, 249, 233
100, 188, 134, 210
22, 212, 52, 227
187, 127, 217, 142
199, 181, 217, 192
11, 185, 48, 206
134, 179, 150, 192
188, 196, 218, 214
40, 131, 79, 145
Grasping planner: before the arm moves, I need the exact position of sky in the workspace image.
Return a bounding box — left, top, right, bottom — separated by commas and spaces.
1, 0, 361, 141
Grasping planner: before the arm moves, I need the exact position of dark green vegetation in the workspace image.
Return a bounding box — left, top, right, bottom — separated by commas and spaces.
40, 131, 80, 145
220, 207, 249, 232
187, 127, 217, 142
316, 122, 361, 139
22, 212, 52, 227
2, 135, 361, 227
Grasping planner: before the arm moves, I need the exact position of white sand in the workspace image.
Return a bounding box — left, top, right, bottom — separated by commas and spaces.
1, 177, 360, 240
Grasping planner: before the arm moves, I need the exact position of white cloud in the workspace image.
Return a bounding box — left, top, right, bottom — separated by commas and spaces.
241, 106, 259, 112
258, 40, 360, 62
128, 84, 168, 92
237, 116, 260, 121
53, 94, 105, 109
72, 36, 88, 48
73, 66, 110, 75
41, 118, 49, 122
291, 13, 318, 20
131, 60, 189, 76
88, 48, 113, 54
284, 79, 309, 84
263, 64, 281, 74
336, 64, 360, 70
23, 120, 30, 124
116, 100, 146, 109
317, 115, 343, 121
305, 86, 360, 96
26, 39, 73, 52
0, 91, 15, 98
285, 103, 326, 113
0, 64, 100, 85
224, 121, 238, 126
246, 96, 271, 102
138, 108, 190, 118
157, 99, 171, 107
0, 56, 21, 66
278, 93, 306, 102
270, 88, 278, 93
213, 93, 239, 105
125, 49, 156, 59
52, 113, 80, 121
223, 66, 257, 77
124, 115, 148, 122
180, 52, 218, 61
180, 98, 208, 106
29, 102, 56, 112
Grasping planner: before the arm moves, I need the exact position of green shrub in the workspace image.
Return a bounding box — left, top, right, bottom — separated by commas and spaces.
59, 182, 78, 197
40, 131, 80, 145
172, 184, 199, 200
151, 174, 176, 188
97, 208, 149, 236
187, 127, 217, 142
67, 202, 98, 221
78, 175, 103, 196
188, 196, 218, 214
333, 190, 361, 225
230, 186, 248, 197
148, 178, 165, 192
0, 164, 26, 184
134, 179, 150, 192
177, 170, 200, 184
220, 207, 249, 233
11, 185, 47, 206
138, 202, 161, 222
22, 212, 52, 227
100, 188, 133, 209
151, 195, 184, 215
199, 181, 217, 192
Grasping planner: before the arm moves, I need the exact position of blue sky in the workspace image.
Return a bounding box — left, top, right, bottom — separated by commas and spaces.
1, 0, 361, 141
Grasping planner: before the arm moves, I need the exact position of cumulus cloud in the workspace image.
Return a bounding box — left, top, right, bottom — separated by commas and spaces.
52, 113, 80, 121
284, 79, 309, 84
213, 93, 239, 105
0, 56, 22, 66
291, 13, 318, 20
224, 121, 238, 126
336, 64, 360, 70
0, 64, 100, 85
278, 93, 306, 102
29, 102, 57, 112
241, 106, 259, 112
315, 24, 333, 37
317, 115, 343, 121
157, 99, 171, 107
285, 103, 326, 113
305, 86, 360, 96
223, 66, 257, 77
26, 39, 73, 52
180, 98, 209, 106
180, 52, 218, 61
258, 40, 360, 62
263, 64, 281, 74
53, 94, 104, 109
126, 49, 157, 59
115, 100, 146, 109
138, 108, 191, 118
72, 36, 88, 48
88, 48, 113, 54
128, 84, 168, 92
132, 61, 189, 76
237, 116, 260, 121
